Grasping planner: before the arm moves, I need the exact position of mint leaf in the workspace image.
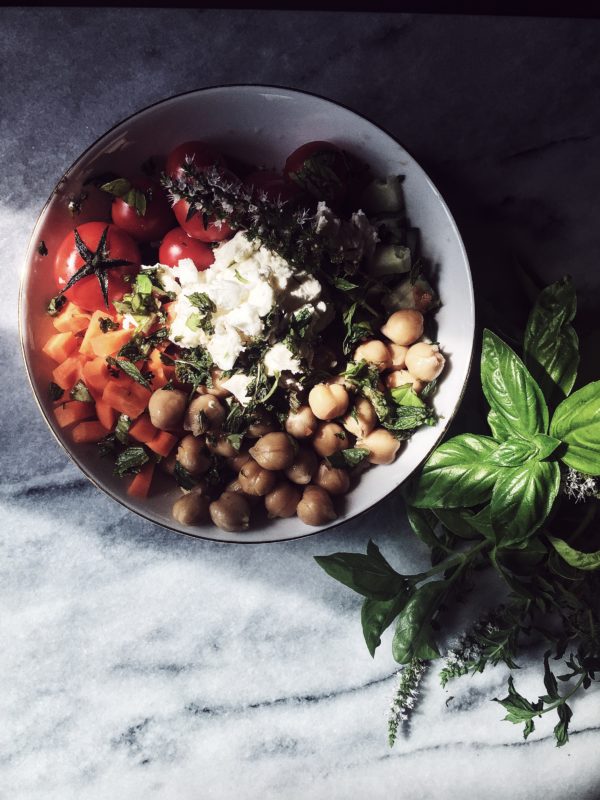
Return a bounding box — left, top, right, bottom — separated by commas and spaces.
114, 446, 149, 477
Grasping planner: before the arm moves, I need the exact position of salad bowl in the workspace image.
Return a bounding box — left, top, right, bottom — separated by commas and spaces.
20, 85, 474, 543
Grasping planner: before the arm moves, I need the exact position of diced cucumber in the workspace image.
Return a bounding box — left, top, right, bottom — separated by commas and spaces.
382, 276, 438, 313
361, 175, 405, 215
374, 215, 407, 245
369, 244, 412, 276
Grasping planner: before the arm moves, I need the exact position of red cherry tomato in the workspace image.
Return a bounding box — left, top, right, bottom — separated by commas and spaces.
110, 178, 174, 243
54, 222, 140, 313
244, 170, 301, 203
165, 141, 226, 180
283, 140, 350, 206
159, 227, 215, 270
173, 199, 234, 243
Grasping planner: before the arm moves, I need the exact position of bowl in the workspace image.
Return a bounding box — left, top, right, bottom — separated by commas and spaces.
20, 85, 474, 544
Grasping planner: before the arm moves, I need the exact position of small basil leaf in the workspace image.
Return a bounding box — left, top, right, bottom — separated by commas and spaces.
532, 433, 561, 460
314, 552, 406, 600
548, 536, 600, 571
481, 329, 548, 439
491, 460, 561, 546
406, 506, 442, 549
523, 276, 578, 407
100, 178, 132, 197
550, 380, 600, 475
390, 384, 425, 408
392, 581, 447, 664
361, 591, 410, 657
408, 433, 500, 508
489, 437, 538, 467
433, 508, 489, 540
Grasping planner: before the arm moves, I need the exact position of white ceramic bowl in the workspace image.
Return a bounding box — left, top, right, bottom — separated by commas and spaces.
20, 85, 474, 543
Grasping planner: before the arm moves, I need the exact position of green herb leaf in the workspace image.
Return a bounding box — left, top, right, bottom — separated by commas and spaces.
532, 433, 561, 460
100, 178, 132, 197
554, 702, 573, 747
49, 382, 64, 401
99, 316, 119, 333
408, 434, 500, 508
314, 544, 407, 600
333, 277, 360, 291
481, 329, 549, 440
550, 380, 600, 475
114, 446, 149, 477
188, 292, 216, 313
115, 413, 131, 444
390, 384, 425, 408
392, 581, 447, 664
489, 437, 538, 467
524, 276, 578, 407
493, 676, 543, 726
543, 650, 560, 701
106, 356, 151, 389
491, 460, 561, 546
174, 462, 198, 490
548, 536, 600, 572
47, 295, 67, 316
362, 592, 410, 657
434, 507, 494, 541
326, 447, 370, 469
69, 380, 93, 403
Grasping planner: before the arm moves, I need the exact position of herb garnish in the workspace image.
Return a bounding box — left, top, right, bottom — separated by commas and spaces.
100, 178, 147, 216
70, 380, 93, 403
106, 356, 151, 390
113, 446, 149, 477
49, 382, 64, 401
37, 240, 48, 256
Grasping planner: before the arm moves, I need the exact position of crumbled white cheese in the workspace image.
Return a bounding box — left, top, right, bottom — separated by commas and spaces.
263, 342, 302, 377
220, 373, 253, 406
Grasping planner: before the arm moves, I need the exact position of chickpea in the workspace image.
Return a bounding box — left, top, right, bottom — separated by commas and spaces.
249, 432, 297, 471
226, 477, 261, 506
405, 342, 446, 382
148, 388, 187, 431
160, 452, 177, 476
314, 461, 351, 495
354, 340, 392, 372
357, 428, 401, 465
206, 368, 231, 398
238, 458, 278, 496
264, 481, 302, 519
387, 343, 408, 370
385, 369, 425, 394
284, 445, 318, 485
297, 485, 338, 526
209, 491, 251, 532
308, 383, 349, 420
206, 434, 239, 458
285, 405, 318, 439
380, 309, 424, 346
328, 374, 354, 391
228, 448, 251, 473
246, 408, 278, 438
184, 394, 226, 435
312, 422, 350, 458
177, 435, 210, 476
182, 481, 209, 496
172, 492, 211, 525
342, 397, 377, 438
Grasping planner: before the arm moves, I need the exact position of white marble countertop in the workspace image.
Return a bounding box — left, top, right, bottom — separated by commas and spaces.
2, 9, 600, 799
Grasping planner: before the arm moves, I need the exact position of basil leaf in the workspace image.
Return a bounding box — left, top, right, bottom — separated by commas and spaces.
532, 433, 561, 460
390, 384, 425, 408
361, 592, 410, 657
326, 447, 370, 469
314, 547, 406, 600
550, 380, 600, 475
489, 437, 538, 467
524, 276, 578, 407
433, 507, 493, 540
392, 581, 447, 664
548, 536, 600, 572
100, 178, 132, 197
114, 446, 149, 477
481, 329, 548, 440
491, 460, 561, 546
408, 433, 500, 508
406, 506, 442, 549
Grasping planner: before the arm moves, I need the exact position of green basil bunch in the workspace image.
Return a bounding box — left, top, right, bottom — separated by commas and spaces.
315, 276, 600, 746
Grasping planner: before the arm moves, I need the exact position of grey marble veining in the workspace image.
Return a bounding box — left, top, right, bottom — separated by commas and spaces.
2, 9, 600, 799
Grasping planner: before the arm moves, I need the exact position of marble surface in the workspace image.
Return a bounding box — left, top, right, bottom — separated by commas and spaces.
2, 8, 600, 799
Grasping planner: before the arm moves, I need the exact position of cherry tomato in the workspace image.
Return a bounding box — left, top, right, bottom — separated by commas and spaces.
166, 141, 226, 180
54, 222, 140, 313
284, 140, 350, 207
173, 199, 234, 242
110, 178, 174, 243
244, 170, 301, 204
159, 227, 215, 270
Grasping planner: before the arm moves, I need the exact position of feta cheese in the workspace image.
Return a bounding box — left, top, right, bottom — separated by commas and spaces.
220, 374, 254, 406
263, 342, 302, 376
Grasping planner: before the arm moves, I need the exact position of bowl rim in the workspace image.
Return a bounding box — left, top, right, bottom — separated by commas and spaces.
19, 82, 475, 545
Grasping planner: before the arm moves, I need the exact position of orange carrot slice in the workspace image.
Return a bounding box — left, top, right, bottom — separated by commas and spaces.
90, 329, 133, 358
146, 430, 177, 457
71, 421, 107, 443
102, 380, 147, 419
129, 414, 160, 443
54, 400, 95, 428
42, 331, 79, 363
95, 399, 117, 431
52, 355, 85, 390
52, 302, 91, 334
79, 310, 116, 356
127, 461, 155, 498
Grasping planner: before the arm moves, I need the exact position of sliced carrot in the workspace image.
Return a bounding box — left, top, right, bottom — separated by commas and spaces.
95, 399, 117, 431
52, 302, 91, 334
52, 354, 85, 390
54, 400, 95, 428
91, 329, 133, 358
42, 331, 79, 363
79, 310, 116, 356
127, 461, 155, 498
71, 420, 107, 443
146, 430, 177, 457
129, 414, 160, 443
102, 379, 147, 419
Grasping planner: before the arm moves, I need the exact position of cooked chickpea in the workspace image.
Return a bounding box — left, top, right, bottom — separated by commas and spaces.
184, 394, 226, 435
206, 368, 231, 398
312, 422, 350, 458
380, 309, 424, 346
206, 434, 239, 458
357, 428, 401, 465
249, 432, 297, 471
342, 396, 377, 438
265, 481, 302, 518
297, 485, 338, 526
354, 340, 392, 371
228, 448, 251, 473
148, 388, 187, 431
405, 342, 446, 382
182, 481, 209, 496
308, 383, 349, 420
285, 405, 318, 439
238, 458, 278, 496
328, 374, 354, 391
177, 435, 210, 476
209, 491, 251, 532
284, 446, 318, 485
387, 343, 408, 370
172, 492, 211, 525
160, 452, 177, 476
314, 461, 351, 495
225, 477, 261, 505
246, 408, 278, 438
385, 369, 425, 394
